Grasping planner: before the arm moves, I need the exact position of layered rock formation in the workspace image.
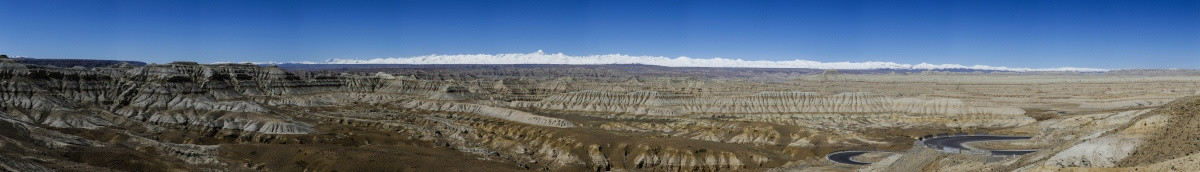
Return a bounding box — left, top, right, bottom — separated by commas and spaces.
513, 90, 1025, 116
398, 100, 574, 128
4, 60, 1200, 171
0, 61, 316, 134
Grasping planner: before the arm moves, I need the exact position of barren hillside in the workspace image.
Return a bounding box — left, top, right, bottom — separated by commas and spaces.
2, 59, 1199, 171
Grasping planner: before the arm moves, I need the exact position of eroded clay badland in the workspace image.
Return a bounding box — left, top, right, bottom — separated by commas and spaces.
3, 59, 1200, 171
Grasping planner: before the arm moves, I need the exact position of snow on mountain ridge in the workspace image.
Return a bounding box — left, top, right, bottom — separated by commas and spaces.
295, 50, 1107, 72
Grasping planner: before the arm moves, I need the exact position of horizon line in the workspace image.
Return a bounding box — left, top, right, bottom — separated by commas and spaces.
5, 51, 1118, 72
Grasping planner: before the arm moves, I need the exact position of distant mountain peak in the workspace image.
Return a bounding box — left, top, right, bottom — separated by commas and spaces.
295, 51, 1108, 72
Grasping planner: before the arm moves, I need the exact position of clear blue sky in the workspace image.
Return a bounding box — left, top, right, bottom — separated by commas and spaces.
1, 0, 1198, 69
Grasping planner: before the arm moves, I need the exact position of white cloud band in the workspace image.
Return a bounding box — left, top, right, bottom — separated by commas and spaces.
296, 50, 1107, 72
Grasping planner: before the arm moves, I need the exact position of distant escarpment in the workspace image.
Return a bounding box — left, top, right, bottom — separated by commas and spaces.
511, 90, 1026, 116
9, 57, 148, 68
